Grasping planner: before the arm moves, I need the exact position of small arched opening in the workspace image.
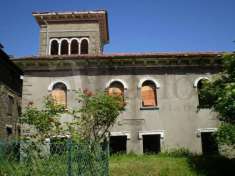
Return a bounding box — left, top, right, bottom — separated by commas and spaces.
60, 40, 69, 55
50, 40, 59, 55
70, 39, 79, 55
80, 39, 89, 54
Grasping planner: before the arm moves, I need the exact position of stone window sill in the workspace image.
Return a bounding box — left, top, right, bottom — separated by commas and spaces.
140, 106, 159, 110
197, 105, 211, 109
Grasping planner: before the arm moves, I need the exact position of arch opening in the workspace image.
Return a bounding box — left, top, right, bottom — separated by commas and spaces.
50, 40, 59, 55
70, 40, 79, 54
80, 39, 89, 54
61, 40, 69, 55
197, 79, 211, 108
51, 82, 67, 106
141, 80, 157, 107
108, 81, 125, 101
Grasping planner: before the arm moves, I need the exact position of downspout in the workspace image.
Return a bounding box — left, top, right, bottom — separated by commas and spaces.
42, 17, 49, 55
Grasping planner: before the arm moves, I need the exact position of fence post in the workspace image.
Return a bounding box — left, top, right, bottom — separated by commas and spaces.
104, 139, 109, 176
67, 138, 72, 176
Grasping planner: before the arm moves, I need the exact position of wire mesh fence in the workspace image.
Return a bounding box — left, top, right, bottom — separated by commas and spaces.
0, 138, 109, 176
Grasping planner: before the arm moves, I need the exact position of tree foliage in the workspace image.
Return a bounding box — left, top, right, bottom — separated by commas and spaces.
20, 89, 125, 143
71, 89, 125, 143
20, 96, 66, 139
200, 54, 235, 145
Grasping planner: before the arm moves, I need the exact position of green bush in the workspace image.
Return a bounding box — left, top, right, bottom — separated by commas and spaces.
216, 123, 235, 145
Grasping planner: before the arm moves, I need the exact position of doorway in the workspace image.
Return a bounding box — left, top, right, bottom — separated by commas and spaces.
143, 134, 161, 154
109, 136, 127, 154
201, 132, 218, 155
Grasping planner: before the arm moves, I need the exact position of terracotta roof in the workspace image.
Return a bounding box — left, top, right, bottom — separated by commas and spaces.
13, 52, 224, 61
32, 10, 109, 44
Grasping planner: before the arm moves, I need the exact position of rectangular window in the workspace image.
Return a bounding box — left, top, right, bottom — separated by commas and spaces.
109, 136, 127, 155
7, 95, 14, 115
143, 134, 161, 154
6, 125, 13, 136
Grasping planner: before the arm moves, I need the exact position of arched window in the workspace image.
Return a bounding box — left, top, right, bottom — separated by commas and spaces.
108, 81, 124, 101
51, 83, 67, 106
70, 39, 79, 54
50, 40, 59, 55
80, 39, 89, 54
197, 79, 210, 108
141, 81, 157, 107
60, 40, 69, 55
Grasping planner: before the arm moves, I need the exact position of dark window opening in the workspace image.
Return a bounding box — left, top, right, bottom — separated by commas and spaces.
80, 39, 89, 54
143, 134, 161, 154
50, 137, 67, 155
61, 40, 69, 55
50, 40, 59, 55
197, 79, 212, 108
6, 126, 13, 136
7, 95, 14, 115
201, 132, 218, 155
70, 40, 79, 54
109, 136, 127, 154
17, 126, 21, 136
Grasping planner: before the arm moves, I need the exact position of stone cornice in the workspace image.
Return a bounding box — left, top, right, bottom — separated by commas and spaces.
32, 10, 109, 44
13, 52, 223, 72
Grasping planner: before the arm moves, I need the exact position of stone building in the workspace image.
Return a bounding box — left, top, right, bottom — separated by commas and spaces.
14, 10, 222, 154
0, 44, 23, 140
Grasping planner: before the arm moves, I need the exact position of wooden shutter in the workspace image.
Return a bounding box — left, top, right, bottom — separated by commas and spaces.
141, 85, 156, 106
52, 89, 66, 106
108, 87, 123, 97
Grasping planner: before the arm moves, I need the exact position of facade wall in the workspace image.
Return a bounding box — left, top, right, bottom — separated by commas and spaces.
22, 67, 219, 154
0, 51, 22, 140
0, 85, 21, 139
39, 23, 101, 55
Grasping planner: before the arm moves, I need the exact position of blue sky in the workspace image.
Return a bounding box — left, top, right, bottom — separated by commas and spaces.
0, 0, 235, 57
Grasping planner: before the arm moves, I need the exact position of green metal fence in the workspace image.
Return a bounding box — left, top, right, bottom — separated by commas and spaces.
0, 139, 109, 176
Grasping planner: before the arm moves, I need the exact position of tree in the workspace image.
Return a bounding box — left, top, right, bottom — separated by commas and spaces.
20, 96, 66, 140
70, 89, 125, 143
200, 54, 235, 145
20, 89, 125, 143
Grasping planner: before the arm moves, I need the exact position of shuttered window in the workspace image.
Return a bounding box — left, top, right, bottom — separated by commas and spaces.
108, 82, 124, 101
141, 81, 157, 107
51, 83, 67, 106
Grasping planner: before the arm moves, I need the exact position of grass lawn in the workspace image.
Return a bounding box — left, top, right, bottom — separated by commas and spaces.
109, 154, 235, 176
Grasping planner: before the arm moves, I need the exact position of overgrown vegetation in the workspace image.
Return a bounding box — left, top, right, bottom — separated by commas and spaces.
70, 89, 125, 143
200, 54, 235, 147
0, 89, 125, 176
20, 89, 125, 142
110, 154, 235, 176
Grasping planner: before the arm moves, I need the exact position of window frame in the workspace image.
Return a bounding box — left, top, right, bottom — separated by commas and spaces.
50, 82, 68, 107
138, 79, 160, 110
194, 77, 211, 109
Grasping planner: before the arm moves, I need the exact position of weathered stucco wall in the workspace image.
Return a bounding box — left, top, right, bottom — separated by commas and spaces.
21, 66, 219, 154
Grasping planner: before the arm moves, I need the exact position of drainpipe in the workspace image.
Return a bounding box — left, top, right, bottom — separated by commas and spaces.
42, 17, 49, 55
